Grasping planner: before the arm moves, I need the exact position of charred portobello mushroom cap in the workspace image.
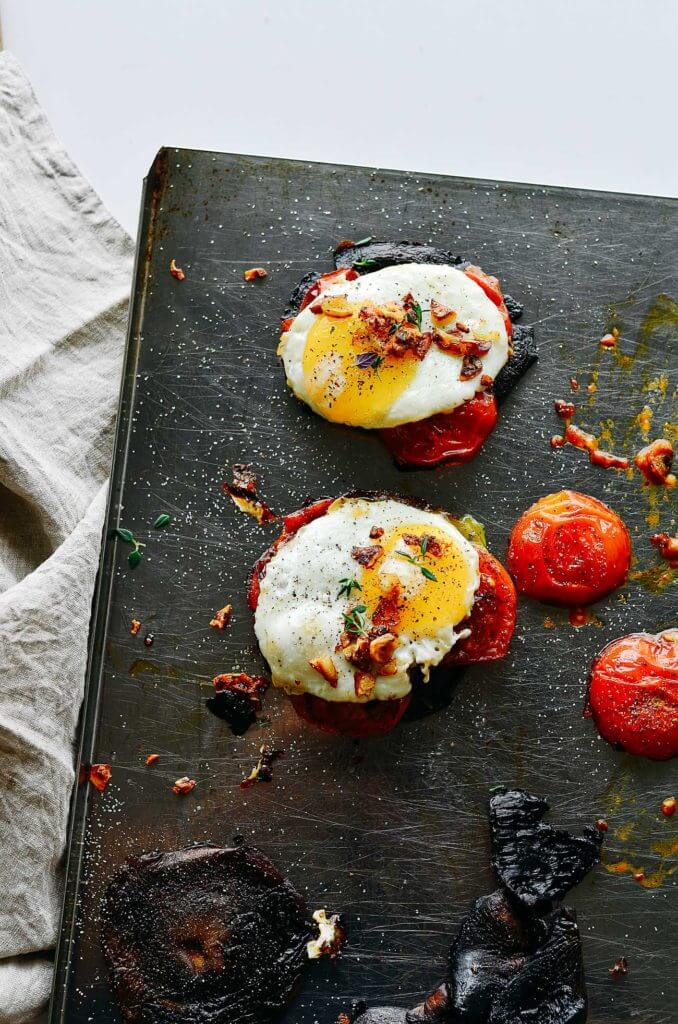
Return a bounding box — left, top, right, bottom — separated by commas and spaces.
101, 843, 311, 1024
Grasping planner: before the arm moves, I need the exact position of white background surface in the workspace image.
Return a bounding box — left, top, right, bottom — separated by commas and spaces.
2, 0, 676, 236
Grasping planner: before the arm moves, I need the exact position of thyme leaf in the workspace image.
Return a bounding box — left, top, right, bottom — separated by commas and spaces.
337, 577, 362, 600
396, 548, 438, 582
342, 604, 368, 636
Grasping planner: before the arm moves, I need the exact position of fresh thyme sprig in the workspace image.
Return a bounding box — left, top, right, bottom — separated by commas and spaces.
406, 300, 423, 331
396, 536, 438, 582
342, 604, 368, 636
354, 257, 377, 269
337, 577, 362, 600
111, 527, 146, 568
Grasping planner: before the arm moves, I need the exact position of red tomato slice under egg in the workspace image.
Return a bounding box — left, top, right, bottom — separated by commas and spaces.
290, 692, 411, 738
380, 390, 498, 468
444, 549, 517, 665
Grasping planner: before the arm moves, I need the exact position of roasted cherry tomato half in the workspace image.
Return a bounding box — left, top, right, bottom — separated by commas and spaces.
290, 692, 411, 738
444, 550, 517, 665
587, 630, 678, 760
507, 490, 631, 606
380, 390, 498, 468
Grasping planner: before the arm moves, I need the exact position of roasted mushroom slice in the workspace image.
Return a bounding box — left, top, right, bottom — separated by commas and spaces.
101, 843, 311, 1024
445, 890, 586, 1023
489, 790, 603, 907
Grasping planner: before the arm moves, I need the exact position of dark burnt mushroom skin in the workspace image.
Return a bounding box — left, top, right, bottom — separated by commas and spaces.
489, 790, 603, 908
444, 891, 587, 1023
334, 240, 462, 273
101, 843, 311, 1024
493, 324, 537, 403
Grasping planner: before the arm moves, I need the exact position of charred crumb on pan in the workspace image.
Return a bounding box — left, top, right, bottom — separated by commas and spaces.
223, 463, 276, 523
489, 789, 603, 907
101, 843, 311, 1023
240, 744, 283, 788
206, 673, 270, 736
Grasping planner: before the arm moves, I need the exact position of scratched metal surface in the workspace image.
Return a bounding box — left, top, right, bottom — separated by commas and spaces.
50, 151, 677, 1024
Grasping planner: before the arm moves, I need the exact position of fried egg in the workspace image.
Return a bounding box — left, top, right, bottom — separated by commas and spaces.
254, 497, 480, 703
278, 264, 509, 429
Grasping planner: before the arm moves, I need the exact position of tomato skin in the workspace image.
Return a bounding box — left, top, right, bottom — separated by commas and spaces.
298, 268, 358, 311
444, 550, 517, 665
507, 490, 631, 606
380, 390, 498, 468
463, 265, 512, 339
290, 693, 411, 738
248, 498, 336, 612
587, 630, 678, 760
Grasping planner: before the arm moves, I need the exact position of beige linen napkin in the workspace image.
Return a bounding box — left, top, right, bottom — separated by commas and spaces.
0, 53, 133, 1021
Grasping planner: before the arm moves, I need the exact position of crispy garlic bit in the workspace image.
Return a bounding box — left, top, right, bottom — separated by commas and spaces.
210, 604, 233, 630
307, 909, 346, 960
169, 258, 185, 281
244, 266, 267, 282
172, 776, 196, 795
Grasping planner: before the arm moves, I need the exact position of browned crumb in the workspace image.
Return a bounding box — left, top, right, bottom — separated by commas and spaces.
172, 776, 196, 795
89, 763, 112, 793
130, 619, 141, 636
210, 604, 233, 630
244, 267, 267, 282
145, 753, 159, 766
169, 258, 185, 281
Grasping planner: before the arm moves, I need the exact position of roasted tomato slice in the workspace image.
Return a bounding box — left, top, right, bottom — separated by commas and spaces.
507, 490, 631, 606
463, 264, 512, 338
290, 693, 411, 738
248, 498, 335, 611
298, 268, 358, 311
444, 550, 517, 665
587, 629, 678, 760
380, 390, 498, 468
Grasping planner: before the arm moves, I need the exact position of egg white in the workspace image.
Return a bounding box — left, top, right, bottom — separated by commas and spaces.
279, 263, 509, 429
254, 497, 480, 703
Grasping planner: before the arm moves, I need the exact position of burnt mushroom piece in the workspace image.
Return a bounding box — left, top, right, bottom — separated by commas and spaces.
443, 891, 587, 1024
489, 790, 603, 908
101, 843, 311, 1024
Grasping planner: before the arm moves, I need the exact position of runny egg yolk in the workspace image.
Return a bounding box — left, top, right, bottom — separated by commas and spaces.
359, 522, 476, 640
301, 302, 419, 428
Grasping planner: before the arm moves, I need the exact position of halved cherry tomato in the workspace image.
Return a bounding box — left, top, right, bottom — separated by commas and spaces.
507, 490, 631, 606
380, 390, 498, 468
290, 692, 411, 738
444, 550, 517, 665
463, 265, 512, 339
299, 268, 359, 311
248, 498, 335, 611
587, 630, 678, 760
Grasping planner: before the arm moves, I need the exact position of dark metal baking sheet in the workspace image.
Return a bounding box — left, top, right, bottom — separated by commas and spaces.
50, 150, 677, 1023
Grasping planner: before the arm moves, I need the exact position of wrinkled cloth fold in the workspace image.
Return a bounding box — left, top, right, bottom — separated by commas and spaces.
0, 52, 133, 1020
